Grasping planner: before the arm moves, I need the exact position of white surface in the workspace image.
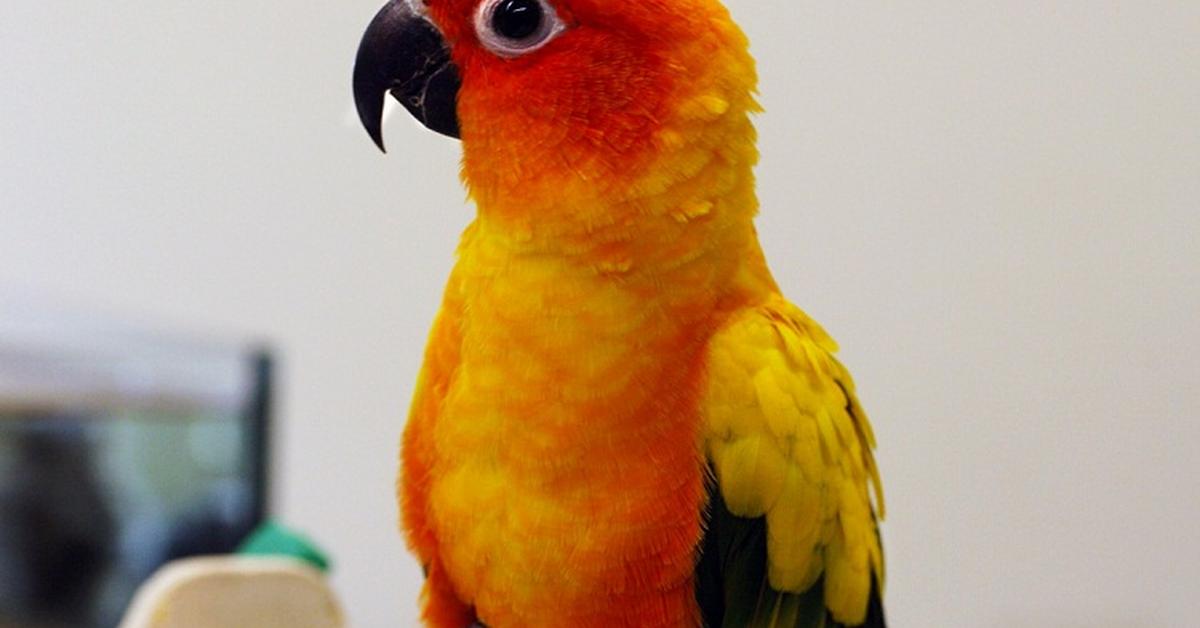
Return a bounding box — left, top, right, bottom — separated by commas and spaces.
119, 556, 343, 628
2, 1, 1197, 626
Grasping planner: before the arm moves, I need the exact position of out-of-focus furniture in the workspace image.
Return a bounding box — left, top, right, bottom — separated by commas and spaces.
0, 299, 272, 628
118, 557, 344, 628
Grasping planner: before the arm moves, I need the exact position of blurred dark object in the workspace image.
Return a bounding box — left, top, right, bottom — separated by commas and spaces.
0, 302, 271, 628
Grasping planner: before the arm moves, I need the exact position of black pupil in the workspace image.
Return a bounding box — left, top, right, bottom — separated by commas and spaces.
492, 0, 543, 40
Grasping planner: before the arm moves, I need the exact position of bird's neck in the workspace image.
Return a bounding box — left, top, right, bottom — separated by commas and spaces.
467, 178, 771, 317
464, 102, 772, 287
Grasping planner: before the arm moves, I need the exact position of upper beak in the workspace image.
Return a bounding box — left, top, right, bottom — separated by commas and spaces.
353, 0, 461, 151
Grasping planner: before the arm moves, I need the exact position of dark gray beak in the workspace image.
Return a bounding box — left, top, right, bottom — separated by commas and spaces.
353, 0, 461, 151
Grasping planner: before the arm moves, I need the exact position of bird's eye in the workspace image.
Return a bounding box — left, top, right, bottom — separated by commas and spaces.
475, 0, 565, 57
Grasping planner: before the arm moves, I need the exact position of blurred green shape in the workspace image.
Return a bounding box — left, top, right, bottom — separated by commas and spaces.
237, 520, 331, 573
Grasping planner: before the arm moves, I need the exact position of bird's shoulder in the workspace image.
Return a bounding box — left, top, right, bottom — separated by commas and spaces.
699, 294, 885, 625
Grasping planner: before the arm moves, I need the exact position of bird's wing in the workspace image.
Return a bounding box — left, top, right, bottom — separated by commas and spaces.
697, 295, 885, 627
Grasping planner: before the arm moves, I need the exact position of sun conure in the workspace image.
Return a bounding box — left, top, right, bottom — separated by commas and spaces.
352, 0, 886, 625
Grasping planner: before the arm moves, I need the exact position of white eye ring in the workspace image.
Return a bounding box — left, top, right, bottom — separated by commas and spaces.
474, 0, 566, 58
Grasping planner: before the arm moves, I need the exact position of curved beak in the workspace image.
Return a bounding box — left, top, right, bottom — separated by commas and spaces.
352, 0, 461, 151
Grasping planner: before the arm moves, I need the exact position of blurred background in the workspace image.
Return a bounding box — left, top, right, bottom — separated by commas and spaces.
0, 308, 269, 627
1, 0, 1197, 626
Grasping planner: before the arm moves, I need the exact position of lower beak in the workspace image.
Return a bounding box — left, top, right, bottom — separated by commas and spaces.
352, 0, 461, 151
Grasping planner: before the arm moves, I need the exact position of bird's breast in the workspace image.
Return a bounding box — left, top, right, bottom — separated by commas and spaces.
427, 249, 714, 624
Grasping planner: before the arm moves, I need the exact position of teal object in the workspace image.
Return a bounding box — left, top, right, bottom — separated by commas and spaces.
237, 521, 331, 573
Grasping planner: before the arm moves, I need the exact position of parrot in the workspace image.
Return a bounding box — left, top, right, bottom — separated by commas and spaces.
351, 0, 886, 625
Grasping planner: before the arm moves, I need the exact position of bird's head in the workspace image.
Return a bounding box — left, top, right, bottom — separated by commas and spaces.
354, 0, 758, 229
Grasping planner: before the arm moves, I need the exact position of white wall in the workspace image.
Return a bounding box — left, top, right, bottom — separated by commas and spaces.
2, 1, 1197, 625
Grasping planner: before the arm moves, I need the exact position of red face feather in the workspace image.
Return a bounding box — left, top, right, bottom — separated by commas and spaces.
418, 0, 749, 220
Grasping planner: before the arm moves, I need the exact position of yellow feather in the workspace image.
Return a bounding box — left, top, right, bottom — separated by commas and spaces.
711, 435, 787, 517
702, 295, 884, 623
765, 466, 824, 591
